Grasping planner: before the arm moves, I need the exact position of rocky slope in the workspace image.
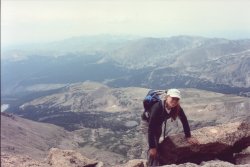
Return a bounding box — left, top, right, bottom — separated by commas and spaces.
0, 112, 82, 160
1, 112, 128, 166
1, 114, 250, 167
1, 148, 102, 167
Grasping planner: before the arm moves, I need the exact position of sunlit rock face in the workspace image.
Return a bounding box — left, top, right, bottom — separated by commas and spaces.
158, 118, 250, 165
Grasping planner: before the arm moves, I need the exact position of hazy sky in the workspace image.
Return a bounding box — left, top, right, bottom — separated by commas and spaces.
2, 0, 250, 47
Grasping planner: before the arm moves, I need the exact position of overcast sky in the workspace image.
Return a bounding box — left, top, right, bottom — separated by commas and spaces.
2, 0, 250, 47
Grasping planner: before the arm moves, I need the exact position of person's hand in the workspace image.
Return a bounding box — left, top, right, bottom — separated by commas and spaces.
149, 148, 157, 158
186, 136, 200, 145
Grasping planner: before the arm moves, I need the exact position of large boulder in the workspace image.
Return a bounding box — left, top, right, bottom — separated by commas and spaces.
46, 148, 102, 167
158, 119, 250, 165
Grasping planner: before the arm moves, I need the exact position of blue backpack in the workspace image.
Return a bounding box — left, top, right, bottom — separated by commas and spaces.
141, 89, 165, 122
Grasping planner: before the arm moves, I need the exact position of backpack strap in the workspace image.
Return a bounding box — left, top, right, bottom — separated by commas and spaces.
163, 118, 167, 139
161, 99, 168, 139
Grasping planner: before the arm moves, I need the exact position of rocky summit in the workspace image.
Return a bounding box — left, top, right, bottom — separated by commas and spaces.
1, 112, 250, 166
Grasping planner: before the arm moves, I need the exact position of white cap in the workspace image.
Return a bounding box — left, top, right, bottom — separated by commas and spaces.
166, 88, 181, 99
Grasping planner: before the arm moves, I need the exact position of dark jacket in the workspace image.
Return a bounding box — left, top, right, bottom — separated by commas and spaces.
148, 100, 191, 149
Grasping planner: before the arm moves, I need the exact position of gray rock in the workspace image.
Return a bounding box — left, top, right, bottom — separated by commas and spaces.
125, 121, 139, 128
158, 119, 250, 165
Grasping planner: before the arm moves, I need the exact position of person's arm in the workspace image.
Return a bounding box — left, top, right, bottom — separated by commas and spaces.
148, 103, 161, 149
178, 106, 191, 138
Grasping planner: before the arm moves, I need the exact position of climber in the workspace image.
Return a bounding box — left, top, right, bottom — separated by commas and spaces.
141, 88, 200, 166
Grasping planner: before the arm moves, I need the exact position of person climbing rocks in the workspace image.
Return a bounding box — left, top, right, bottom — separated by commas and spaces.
140, 88, 200, 166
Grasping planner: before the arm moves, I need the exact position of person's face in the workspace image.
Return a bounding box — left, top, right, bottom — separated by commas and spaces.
166, 95, 179, 108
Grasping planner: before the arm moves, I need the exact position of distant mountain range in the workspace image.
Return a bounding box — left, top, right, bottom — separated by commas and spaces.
2, 35, 250, 98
